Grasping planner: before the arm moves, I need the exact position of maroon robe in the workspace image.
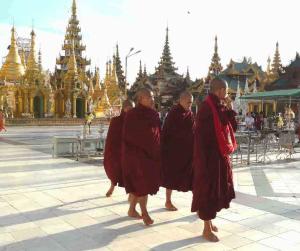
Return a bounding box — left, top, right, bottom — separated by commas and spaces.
122, 104, 161, 196
161, 104, 195, 192
192, 94, 237, 220
104, 111, 125, 187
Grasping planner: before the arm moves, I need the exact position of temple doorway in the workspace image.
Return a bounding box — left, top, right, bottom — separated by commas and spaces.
34, 96, 44, 118
76, 97, 85, 118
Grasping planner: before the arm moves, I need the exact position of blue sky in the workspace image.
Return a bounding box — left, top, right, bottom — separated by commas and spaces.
0, 0, 123, 33
1, 0, 300, 84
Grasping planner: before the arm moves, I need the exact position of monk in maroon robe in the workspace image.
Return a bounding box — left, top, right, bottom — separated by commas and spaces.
161, 91, 194, 211
192, 78, 237, 242
104, 100, 134, 197
122, 88, 161, 225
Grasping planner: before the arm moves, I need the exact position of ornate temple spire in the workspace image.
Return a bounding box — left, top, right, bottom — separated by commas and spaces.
64, 40, 78, 90
143, 64, 148, 78
105, 61, 109, 83
0, 26, 25, 81
88, 78, 94, 96
111, 58, 118, 84
72, 0, 77, 17
20, 49, 26, 70
108, 60, 112, 79
114, 44, 126, 90
155, 26, 177, 76
253, 80, 257, 93
266, 56, 271, 76
55, 0, 90, 77
208, 35, 223, 76
26, 29, 39, 74
244, 78, 250, 94
271, 42, 283, 77
186, 66, 191, 80
38, 48, 42, 72
136, 60, 143, 82
67, 41, 78, 75
94, 67, 101, 91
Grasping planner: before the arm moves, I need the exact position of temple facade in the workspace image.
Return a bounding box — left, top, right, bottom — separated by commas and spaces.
0, 27, 50, 118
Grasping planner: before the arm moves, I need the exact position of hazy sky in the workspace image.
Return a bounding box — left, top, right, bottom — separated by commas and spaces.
0, 0, 300, 84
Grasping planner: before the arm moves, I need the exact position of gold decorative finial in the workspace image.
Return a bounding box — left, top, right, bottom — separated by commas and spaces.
26, 28, 38, 72
67, 40, 77, 74
72, 0, 77, 16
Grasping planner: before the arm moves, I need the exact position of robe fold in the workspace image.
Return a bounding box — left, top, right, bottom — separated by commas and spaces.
161, 104, 195, 192
192, 94, 237, 220
103, 111, 126, 187
122, 104, 161, 197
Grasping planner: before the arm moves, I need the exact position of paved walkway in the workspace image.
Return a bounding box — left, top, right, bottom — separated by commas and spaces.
1, 126, 300, 251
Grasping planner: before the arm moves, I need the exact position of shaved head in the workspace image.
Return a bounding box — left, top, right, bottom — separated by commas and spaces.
179, 91, 193, 111
136, 88, 155, 109
122, 99, 134, 113
122, 99, 134, 109
179, 91, 193, 101
210, 78, 228, 93
136, 88, 152, 102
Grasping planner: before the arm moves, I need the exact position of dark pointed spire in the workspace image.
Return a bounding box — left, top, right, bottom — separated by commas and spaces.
135, 60, 143, 83
143, 64, 148, 78
155, 26, 178, 76
185, 66, 190, 80
208, 35, 223, 76
114, 43, 126, 91
271, 41, 283, 77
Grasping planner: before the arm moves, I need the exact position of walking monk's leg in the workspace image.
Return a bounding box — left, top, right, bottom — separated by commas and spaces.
105, 181, 115, 197
139, 195, 154, 226
203, 220, 219, 242
165, 189, 178, 211
128, 194, 141, 218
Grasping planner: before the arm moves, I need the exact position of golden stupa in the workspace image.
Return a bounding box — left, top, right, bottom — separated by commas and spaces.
0, 27, 25, 82
95, 86, 111, 118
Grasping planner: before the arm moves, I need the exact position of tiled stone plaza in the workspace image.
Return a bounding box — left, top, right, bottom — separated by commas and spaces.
1, 126, 300, 251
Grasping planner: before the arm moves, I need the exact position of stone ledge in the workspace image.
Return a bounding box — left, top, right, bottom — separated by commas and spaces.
6, 118, 110, 126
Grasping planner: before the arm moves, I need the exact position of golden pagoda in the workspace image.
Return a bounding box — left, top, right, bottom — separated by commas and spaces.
94, 86, 111, 118
0, 27, 25, 82
52, 0, 91, 118
0, 27, 50, 118
104, 60, 121, 106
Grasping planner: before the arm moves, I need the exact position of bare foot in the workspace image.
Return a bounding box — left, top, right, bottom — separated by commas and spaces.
128, 194, 132, 202
165, 201, 178, 211
105, 186, 114, 197
210, 223, 218, 232
128, 209, 142, 219
142, 214, 154, 226
202, 230, 219, 242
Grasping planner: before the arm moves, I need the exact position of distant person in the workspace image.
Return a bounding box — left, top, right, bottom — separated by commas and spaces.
277, 113, 284, 129
192, 78, 237, 242
0, 109, 7, 132
255, 112, 264, 131
161, 91, 195, 211
85, 112, 94, 134
104, 100, 134, 198
245, 112, 254, 131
